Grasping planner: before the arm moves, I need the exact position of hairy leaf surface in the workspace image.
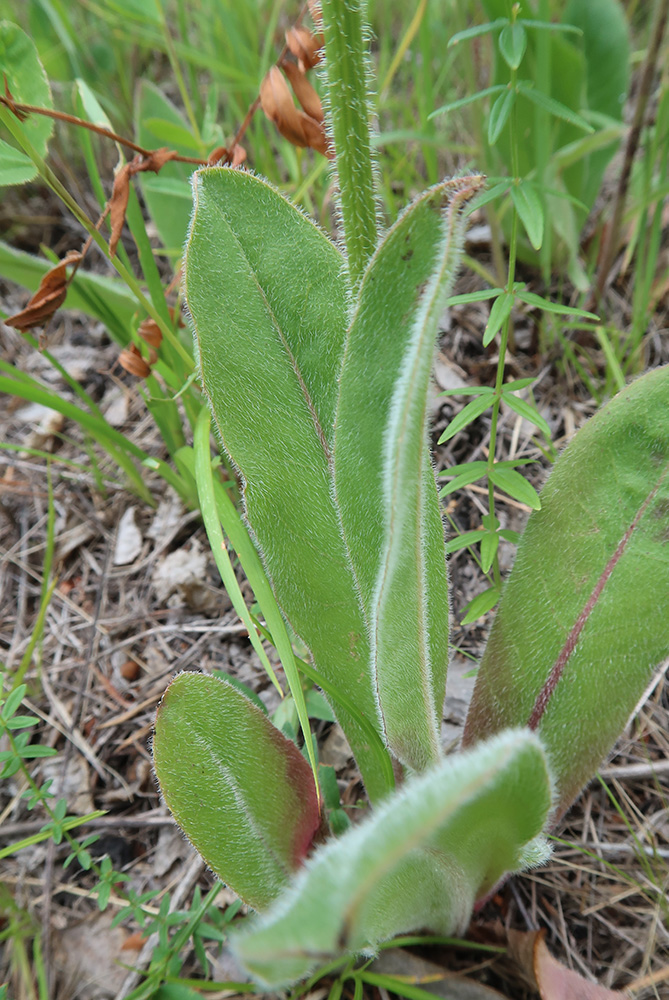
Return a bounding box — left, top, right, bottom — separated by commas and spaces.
233, 729, 553, 987
335, 177, 484, 771
463, 366, 669, 817
153, 672, 321, 910
185, 167, 389, 801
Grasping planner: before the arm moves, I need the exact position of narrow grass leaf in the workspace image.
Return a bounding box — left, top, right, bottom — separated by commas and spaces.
488, 88, 515, 145
461, 586, 501, 625
439, 394, 494, 443
483, 291, 514, 347
516, 80, 594, 132
193, 409, 284, 700
516, 289, 599, 319
448, 19, 508, 47
429, 86, 505, 119
445, 530, 486, 554
511, 181, 544, 250
502, 393, 551, 438
489, 466, 541, 509
447, 288, 504, 306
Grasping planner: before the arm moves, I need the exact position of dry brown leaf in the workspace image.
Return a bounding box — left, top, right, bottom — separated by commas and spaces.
508, 930, 629, 1000
121, 930, 148, 952
260, 66, 331, 158
141, 146, 178, 172
281, 58, 324, 122
285, 25, 324, 71
110, 148, 178, 255
5, 250, 82, 331
109, 161, 133, 256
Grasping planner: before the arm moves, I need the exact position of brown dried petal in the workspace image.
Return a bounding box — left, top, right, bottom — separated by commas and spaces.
281, 59, 323, 122
109, 162, 133, 257
285, 26, 324, 71
118, 343, 154, 379
260, 66, 331, 158
207, 146, 227, 166
5, 251, 82, 331
231, 143, 247, 167
137, 318, 162, 349
260, 67, 295, 128
109, 150, 178, 256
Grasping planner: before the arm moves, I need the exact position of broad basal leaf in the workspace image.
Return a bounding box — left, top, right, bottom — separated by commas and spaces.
233, 729, 553, 988
335, 176, 483, 772
153, 672, 321, 910
463, 366, 669, 818
185, 166, 390, 802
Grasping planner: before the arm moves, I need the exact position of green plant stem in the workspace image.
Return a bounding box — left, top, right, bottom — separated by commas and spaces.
487, 74, 521, 591
321, 0, 378, 295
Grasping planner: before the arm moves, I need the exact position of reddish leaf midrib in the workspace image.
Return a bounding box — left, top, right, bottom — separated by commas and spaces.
528, 462, 669, 730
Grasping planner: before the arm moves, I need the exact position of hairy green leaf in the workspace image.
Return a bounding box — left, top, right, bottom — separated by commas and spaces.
335, 176, 483, 771
464, 367, 669, 817
233, 729, 553, 988
185, 166, 391, 801
153, 672, 321, 910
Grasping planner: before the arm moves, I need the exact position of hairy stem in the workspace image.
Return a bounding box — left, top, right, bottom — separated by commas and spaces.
320, 0, 378, 295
